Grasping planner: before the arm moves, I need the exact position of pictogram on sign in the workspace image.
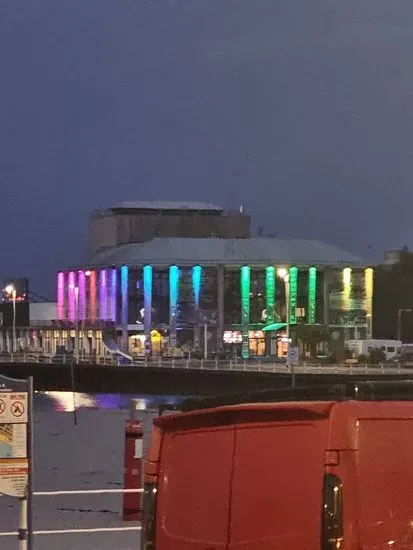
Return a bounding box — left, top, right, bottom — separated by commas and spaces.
10, 401, 25, 418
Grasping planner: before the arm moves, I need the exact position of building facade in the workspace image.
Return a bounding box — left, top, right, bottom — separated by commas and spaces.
57, 247, 373, 359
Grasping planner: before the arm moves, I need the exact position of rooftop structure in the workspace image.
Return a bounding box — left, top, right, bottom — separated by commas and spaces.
109, 201, 224, 212
90, 200, 250, 255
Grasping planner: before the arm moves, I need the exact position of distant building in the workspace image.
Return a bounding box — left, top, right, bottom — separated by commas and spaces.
373, 248, 413, 342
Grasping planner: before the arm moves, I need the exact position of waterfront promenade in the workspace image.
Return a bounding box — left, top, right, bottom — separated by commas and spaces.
1, 352, 413, 395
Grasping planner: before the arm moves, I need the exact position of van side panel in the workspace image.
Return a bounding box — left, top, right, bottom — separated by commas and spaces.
358, 419, 413, 549
156, 426, 235, 550
228, 421, 328, 549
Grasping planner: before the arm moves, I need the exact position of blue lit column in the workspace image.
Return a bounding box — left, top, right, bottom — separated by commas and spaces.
143, 265, 153, 355
240, 266, 251, 359
169, 266, 179, 348
192, 266, 202, 350
121, 266, 128, 352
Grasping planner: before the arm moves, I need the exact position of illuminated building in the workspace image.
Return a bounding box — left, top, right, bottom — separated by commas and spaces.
52, 201, 374, 358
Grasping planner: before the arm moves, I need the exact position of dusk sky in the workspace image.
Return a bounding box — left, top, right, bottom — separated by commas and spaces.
1, 1, 413, 297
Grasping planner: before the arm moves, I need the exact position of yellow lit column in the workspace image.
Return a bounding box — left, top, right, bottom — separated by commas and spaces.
365, 268, 373, 339
342, 268, 352, 311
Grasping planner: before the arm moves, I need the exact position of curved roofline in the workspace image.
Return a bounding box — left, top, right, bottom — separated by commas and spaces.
61, 237, 373, 271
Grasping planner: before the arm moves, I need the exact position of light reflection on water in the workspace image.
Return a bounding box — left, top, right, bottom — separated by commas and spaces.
34, 391, 183, 412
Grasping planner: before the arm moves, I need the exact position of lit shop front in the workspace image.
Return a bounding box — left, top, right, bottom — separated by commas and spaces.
223, 329, 290, 358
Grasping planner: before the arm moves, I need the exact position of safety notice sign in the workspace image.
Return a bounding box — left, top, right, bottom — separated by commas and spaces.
0, 393, 28, 424
0, 458, 28, 498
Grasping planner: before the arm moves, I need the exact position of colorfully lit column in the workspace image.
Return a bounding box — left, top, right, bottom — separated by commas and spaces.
192, 266, 202, 309
78, 271, 86, 321
57, 272, 64, 320
99, 269, 108, 321
365, 267, 373, 339
265, 266, 275, 324
89, 270, 97, 321
343, 267, 352, 311
307, 267, 317, 325
121, 266, 128, 350
192, 266, 202, 350
143, 265, 153, 355
169, 266, 179, 348
240, 266, 251, 359
110, 268, 117, 322
289, 267, 298, 326
68, 271, 76, 322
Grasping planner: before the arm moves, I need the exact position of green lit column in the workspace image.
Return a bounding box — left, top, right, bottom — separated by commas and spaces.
265, 267, 275, 324
240, 266, 250, 359
307, 267, 317, 324
265, 266, 276, 356
289, 267, 298, 326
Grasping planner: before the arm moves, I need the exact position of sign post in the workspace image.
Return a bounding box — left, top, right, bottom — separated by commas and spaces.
286, 347, 299, 388
0, 374, 33, 550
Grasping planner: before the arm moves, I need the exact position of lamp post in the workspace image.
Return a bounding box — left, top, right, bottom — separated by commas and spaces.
277, 268, 290, 341
397, 308, 411, 342
4, 285, 17, 353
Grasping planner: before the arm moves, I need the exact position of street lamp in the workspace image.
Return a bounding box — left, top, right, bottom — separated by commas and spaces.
277, 268, 290, 340
4, 285, 17, 353
397, 308, 411, 342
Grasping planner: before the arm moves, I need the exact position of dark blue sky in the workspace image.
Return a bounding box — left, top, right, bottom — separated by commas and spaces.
1, 1, 413, 297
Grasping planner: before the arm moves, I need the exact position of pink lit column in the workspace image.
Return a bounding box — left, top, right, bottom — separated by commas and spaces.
68, 271, 76, 322
57, 272, 65, 320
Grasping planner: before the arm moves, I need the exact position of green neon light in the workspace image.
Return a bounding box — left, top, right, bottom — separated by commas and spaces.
265, 266, 275, 324
289, 267, 298, 325
308, 267, 317, 324
240, 266, 250, 359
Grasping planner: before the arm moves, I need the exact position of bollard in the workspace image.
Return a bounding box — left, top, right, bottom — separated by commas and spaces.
123, 419, 143, 521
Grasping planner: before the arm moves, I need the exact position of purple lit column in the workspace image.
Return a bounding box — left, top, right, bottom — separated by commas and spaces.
78, 271, 86, 321
110, 268, 117, 323
99, 269, 108, 321
121, 266, 128, 351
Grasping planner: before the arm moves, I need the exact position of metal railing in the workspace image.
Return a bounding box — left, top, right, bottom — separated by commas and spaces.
0, 488, 142, 539
1, 351, 413, 374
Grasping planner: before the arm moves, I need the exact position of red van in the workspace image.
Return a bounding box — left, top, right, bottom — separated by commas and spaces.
141, 381, 413, 550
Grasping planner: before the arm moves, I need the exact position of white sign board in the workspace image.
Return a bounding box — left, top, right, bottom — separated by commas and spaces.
0, 458, 28, 498
0, 392, 28, 497
0, 392, 28, 424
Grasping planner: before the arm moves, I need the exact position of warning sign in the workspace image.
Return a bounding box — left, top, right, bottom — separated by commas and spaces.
0, 393, 28, 424
0, 458, 28, 497
11, 401, 25, 418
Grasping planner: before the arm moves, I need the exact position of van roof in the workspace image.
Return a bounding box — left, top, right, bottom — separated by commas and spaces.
155, 381, 413, 431
154, 401, 336, 431
181, 381, 413, 411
